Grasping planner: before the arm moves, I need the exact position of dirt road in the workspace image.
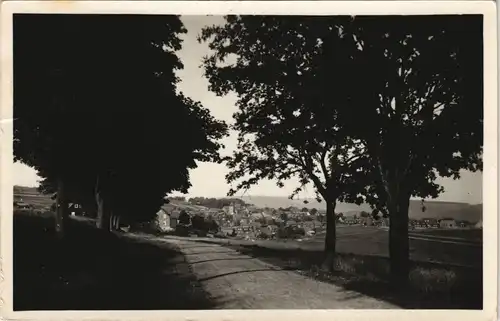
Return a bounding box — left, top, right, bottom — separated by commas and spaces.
127, 233, 398, 309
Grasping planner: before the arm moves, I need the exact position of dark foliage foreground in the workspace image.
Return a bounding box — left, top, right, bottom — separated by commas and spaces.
13, 213, 215, 310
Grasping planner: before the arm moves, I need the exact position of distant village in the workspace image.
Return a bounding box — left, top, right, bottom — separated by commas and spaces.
13, 189, 482, 240
153, 196, 483, 240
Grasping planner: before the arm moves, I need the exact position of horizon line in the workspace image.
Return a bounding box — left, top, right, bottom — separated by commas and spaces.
175, 194, 482, 205
13, 185, 482, 206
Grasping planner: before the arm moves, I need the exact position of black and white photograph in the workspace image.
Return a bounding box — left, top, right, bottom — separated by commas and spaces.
1, 1, 497, 320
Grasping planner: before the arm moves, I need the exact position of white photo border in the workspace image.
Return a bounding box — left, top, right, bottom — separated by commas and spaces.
0, 1, 497, 321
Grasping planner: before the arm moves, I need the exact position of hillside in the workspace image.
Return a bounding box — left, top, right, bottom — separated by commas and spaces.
13, 186, 53, 210
238, 195, 482, 223
14, 185, 43, 196
163, 200, 210, 213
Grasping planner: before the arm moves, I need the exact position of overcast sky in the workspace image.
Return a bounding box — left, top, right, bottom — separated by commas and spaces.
12, 15, 483, 204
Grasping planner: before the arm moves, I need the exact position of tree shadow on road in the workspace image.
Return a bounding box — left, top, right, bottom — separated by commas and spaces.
189, 257, 259, 265
197, 240, 482, 309
197, 267, 293, 282
176, 245, 223, 250
183, 250, 238, 255
13, 213, 216, 310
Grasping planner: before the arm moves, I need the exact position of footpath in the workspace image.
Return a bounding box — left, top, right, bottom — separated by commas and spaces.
126, 233, 399, 309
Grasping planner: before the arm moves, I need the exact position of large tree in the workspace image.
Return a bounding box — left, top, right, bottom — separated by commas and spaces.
14, 14, 228, 235
200, 15, 483, 282
200, 16, 370, 270
326, 16, 483, 283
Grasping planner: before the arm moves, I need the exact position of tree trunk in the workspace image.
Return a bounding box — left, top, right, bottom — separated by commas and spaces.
375, 147, 412, 287
110, 213, 120, 231
322, 200, 337, 272
95, 178, 111, 231
388, 192, 411, 287
110, 213, 115, 230
96, 194, 107, 230
109, 212, 114, 231
54, 179, 69, 238
115, 215, 121, 231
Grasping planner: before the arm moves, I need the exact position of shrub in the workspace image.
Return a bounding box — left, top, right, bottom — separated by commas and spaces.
409, 267, 457, 294
129, 221, 160, 234
323, 254, 478, 299
175, 224, 190, 236
257, 232, 270, 239
276, 226, 305, 239
214, 232, 227, 239
178, 210, 191, 225
191, 214, 208, 232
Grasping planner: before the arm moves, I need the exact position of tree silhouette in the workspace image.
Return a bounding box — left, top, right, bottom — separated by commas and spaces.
14, 14, 228, 235
199, 15, 482, 281
328, 16, 483, 283
188, 197, 246, 209
200, 16, 369, 270
191, 214, 207, 231
360, 211, 370, 218
178, 210, 191, 225
279, 212, 288, 224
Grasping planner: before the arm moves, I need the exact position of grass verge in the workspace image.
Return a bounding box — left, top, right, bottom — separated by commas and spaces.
13, 212, 215, 310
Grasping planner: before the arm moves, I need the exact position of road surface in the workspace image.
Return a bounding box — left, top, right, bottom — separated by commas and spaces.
126, 233, 399, 309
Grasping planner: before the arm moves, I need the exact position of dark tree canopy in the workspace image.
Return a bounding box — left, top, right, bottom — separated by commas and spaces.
328, 16, 483, 206
199, 14, 482, 211
200, 17, 370, 208
14, 14, 228, 223
188, 197, 247, 209
191, 214, 207, 231
178, 210, 191, 226
360, 211, 370, 218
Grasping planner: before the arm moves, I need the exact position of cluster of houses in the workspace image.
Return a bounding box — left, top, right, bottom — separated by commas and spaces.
155, 201, 324, 238
154, 199, 483, 235
222, 202, 263, 217
409, 217, 480, 229
338, 215, 481, 230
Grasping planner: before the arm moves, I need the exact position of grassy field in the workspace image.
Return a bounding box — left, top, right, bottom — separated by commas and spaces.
14, 194, 53, 210
412, 228, 483, 241
235, 226, 482, 267
14, 186, 53, 211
